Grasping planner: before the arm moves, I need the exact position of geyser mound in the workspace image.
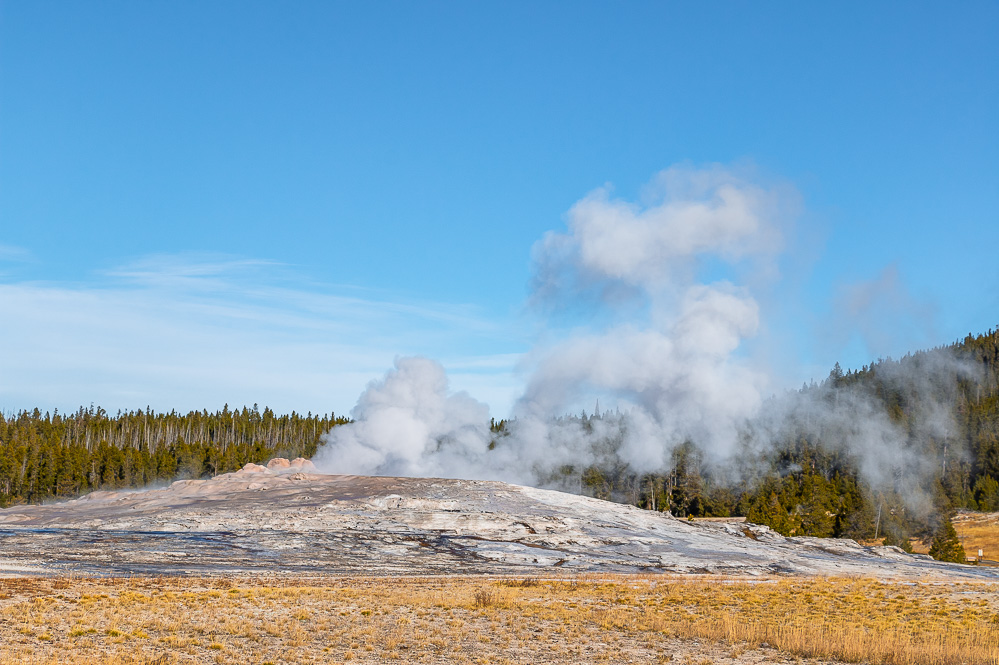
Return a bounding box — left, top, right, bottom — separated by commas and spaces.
0, 463, 993, 580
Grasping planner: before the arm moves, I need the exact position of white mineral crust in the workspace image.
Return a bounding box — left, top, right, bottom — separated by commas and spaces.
0, 460, 993, 579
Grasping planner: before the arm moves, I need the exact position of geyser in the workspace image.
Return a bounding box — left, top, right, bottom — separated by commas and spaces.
315, 164, 785, 483
313, 163, 968, 514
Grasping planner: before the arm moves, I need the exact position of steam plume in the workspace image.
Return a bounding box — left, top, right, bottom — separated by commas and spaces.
314, 164, 964, 507
317, 165, 783, 479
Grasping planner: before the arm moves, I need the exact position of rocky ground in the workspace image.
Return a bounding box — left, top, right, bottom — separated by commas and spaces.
1, 459, 995, 580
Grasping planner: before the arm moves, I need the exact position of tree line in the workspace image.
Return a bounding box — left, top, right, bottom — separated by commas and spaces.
0, 404, 348, 506
562, 328, 999, 561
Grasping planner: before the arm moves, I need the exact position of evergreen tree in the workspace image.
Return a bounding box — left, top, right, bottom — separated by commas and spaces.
928, 516, 966, 563
973, 475, 999, 511
0, 405, 348, 507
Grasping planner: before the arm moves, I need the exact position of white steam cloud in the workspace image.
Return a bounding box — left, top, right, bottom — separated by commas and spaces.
320, 356, 492, 477
314, 164, 964, 507
315, 165, 788, 481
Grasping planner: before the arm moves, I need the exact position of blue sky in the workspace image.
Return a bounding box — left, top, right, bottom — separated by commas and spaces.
1, 2, 997, 417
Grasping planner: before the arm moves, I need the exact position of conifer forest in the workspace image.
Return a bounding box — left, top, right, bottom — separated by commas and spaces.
0, 405, 347, 506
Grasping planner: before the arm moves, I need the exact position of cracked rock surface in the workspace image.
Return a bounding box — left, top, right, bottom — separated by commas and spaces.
0, 463, 994, 578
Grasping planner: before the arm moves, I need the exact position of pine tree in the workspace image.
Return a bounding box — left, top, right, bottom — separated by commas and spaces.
928, 516, 966, 563
973, 474, 999, 511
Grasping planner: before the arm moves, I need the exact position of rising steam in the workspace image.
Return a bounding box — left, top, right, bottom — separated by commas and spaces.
313, 164, 963, 505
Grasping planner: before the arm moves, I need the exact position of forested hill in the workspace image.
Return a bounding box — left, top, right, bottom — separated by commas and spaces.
0, 405, 348, 506
572, 327, 999, 553
781, 327, 999, 520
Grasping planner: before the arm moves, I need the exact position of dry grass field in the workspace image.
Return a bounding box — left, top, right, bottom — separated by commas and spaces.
0, 574, 996, 665
953, 511, 999, 562
907, 511, 999, 564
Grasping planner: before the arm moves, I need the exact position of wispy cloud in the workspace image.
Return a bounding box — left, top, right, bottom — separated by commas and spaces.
825, 264, 939, 361
0, 254, 523, 416
103, 252, 284, 288
0, 244, 32, 263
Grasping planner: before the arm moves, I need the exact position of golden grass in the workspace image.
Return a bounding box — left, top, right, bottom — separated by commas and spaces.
953, 511, 999, 561
0, 574, 996, 665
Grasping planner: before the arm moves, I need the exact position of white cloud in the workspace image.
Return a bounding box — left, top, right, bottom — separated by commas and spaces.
0, 254, 522, 416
